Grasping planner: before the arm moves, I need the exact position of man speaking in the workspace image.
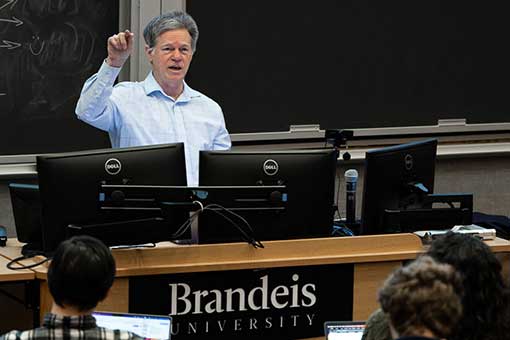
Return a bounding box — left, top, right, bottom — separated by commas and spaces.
76, 10, 231, 186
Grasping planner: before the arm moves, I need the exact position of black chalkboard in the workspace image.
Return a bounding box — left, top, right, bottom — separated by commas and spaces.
0, 0, 118, 155
186, 1, 510, 134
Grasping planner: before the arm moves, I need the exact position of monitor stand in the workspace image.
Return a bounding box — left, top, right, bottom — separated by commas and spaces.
21, 242, 45, 257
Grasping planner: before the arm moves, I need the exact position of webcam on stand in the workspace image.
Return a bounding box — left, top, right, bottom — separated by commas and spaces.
325, 129, 354, 161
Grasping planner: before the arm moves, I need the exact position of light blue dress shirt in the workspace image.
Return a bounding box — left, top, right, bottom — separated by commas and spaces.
76, 61, 231, 186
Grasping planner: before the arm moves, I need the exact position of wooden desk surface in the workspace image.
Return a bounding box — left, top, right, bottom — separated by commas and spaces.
484, 237, 510, 252
0, 239, 25, 260
3, 234, 424, 278
109, 233, 424, 277
0, 239, 47, 280
0, 255, 34, 282
110, 234, 510, 277
3, 235, 510, 280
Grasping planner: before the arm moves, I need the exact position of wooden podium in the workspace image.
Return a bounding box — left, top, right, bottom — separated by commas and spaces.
3, 234, 510, 340
34, 234, 425, 320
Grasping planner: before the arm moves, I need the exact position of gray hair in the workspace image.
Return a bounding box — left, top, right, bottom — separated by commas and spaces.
143, 10, 199, 51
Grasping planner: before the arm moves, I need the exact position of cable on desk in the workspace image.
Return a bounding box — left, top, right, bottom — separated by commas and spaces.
7, 255, 50, 270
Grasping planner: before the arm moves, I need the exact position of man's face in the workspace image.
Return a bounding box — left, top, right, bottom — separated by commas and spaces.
146, 29, 193, 87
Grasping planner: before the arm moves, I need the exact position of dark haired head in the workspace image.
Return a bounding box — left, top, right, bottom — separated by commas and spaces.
379, 256, 463, 338
48, 235, 115, 311
427, 232, 510, 340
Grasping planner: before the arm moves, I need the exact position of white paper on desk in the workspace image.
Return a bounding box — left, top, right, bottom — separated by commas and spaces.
414, 225, 496, 240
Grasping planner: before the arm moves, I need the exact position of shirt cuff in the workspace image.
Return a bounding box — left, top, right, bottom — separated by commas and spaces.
97, 59, 123, 83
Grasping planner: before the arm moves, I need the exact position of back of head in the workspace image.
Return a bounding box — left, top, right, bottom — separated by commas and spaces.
427, 232, 503, 291
378, 256, 463, 339
143, 10, 199, 51
48, 235, 115, 312
361, 308, 392, 340
427, 232, 509, 340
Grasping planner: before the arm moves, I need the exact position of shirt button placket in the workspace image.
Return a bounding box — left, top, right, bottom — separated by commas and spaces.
173, 102, 187, 143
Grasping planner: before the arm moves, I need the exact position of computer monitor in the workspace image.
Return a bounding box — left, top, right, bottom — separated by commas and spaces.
36, 143, 188, 253
8, 183, 43, 255
359, 138, 438, 235
198, 149, 337, 243
92, 311, 172, 339
324, 321, 366, 340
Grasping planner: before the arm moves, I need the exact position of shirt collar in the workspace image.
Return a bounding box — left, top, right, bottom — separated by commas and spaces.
43, 313, 97, 330
143, 72, 200, 103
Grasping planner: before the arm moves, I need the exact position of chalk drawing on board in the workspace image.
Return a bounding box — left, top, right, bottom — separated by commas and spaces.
0, 0, 117, 155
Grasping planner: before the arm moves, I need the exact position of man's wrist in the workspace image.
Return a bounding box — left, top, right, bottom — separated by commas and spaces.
105, 56, 125, 68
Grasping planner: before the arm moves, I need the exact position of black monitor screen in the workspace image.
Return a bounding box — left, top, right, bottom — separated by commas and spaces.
360, 138, 438, 235
198, 149, 337, 243
36, 143, 188, 253
8, 183, 43, 254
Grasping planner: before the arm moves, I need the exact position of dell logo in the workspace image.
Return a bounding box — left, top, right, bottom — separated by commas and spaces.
263, 159, 279, 176
105, 158, 122, 175
404, 154, 413, 170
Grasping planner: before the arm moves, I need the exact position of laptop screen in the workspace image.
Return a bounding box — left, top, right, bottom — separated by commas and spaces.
93, 312, 171, 339
324, 321, 366, 340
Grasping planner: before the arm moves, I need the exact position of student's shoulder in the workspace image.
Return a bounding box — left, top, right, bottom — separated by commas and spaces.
98, 327, 144, 340
0, 330, 19, 340
0, 329, 36, 340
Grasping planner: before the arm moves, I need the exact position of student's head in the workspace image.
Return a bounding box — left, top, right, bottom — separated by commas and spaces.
143, 11, 197, 89
427, 232, 504, 295
48, 235, 116, 312
378, 255, 463, 339
426, 232, 509, 340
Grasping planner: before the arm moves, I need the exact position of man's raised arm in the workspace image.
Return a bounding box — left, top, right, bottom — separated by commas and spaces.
75, 30, 134, 132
